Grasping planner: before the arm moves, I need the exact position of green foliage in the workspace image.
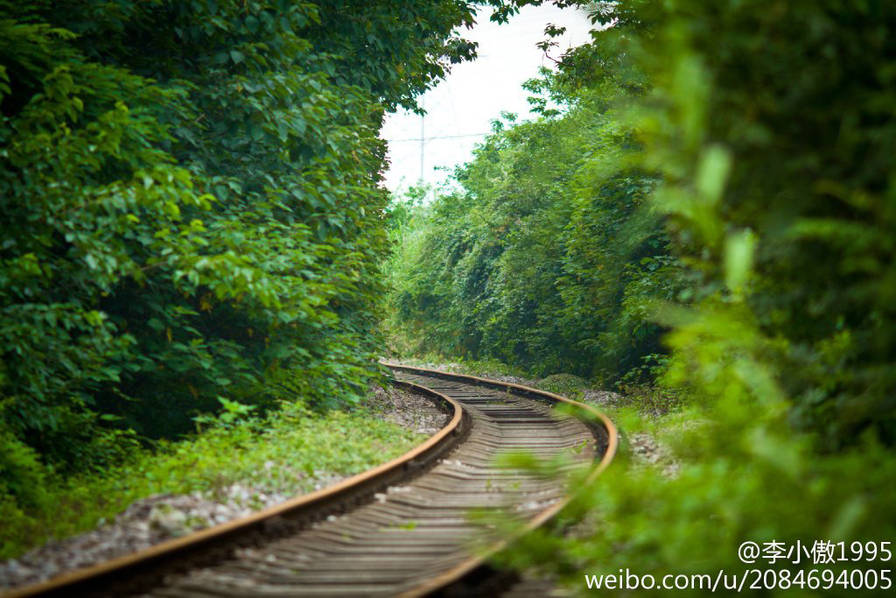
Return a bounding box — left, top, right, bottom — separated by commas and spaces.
0, 429, 49, 509
388, 354, 534, 384
1, 0, 491, 524
192, 396, 258, 430
386, 77, 681, 382
0, 391, 425, 559
630, 0, 896, 448
504, 413, 896, 597
469, 0, 896, 593
535, 374, 588, 400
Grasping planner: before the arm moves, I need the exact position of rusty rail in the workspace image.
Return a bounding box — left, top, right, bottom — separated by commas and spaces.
3, 364, 617, 597
384, 363, 618, 597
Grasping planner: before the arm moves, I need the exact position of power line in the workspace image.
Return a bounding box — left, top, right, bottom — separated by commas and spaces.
386, 132, 490, 142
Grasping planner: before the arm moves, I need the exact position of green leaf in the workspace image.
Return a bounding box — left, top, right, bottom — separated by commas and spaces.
723, 229, 756, 294
695, 145, 732, 204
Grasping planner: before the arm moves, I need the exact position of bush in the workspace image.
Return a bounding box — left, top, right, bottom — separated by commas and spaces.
1, 0, 487, 529
385, 91, 679, 384
489, 1, 896, 592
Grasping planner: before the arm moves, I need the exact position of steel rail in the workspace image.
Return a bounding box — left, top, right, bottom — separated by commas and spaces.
2, 381, 466, 598
3, 364, 618, 598
383, 362, 618, 597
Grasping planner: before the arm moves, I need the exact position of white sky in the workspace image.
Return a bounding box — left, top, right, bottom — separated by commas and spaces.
381, 4, 593, 195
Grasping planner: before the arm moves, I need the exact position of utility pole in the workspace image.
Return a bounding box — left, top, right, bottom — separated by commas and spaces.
419, 99, 425, 183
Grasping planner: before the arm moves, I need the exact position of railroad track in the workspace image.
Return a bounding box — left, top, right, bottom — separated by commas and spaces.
5, 364, 616, 598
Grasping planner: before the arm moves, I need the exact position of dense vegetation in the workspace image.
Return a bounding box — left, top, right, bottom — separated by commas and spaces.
386, 69, 676, 386
387, 0, 896, 592
4, 0, 895, 589
0, 0, 495, 553
1, 396, 424, 558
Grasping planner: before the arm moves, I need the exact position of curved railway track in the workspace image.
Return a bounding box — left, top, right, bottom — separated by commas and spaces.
4, 364, 617, 598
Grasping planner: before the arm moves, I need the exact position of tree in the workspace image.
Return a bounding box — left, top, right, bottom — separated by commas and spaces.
1, 0, 489, 504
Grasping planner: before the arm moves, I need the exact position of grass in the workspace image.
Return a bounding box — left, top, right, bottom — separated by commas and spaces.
392, 352, 534, 382
394, 353, 682, 417
535, 373, 590, 400
1, 396, 425, 560
388, 352, 689, 471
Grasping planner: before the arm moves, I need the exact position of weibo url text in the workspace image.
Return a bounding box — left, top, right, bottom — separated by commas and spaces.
584, 568, 892, 592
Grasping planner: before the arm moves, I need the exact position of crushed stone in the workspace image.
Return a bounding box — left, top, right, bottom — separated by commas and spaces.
363, 384, 448, 436
0, 384, 448, 590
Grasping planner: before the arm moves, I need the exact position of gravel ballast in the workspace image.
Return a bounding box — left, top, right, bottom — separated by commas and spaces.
0, 385, 448, 590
